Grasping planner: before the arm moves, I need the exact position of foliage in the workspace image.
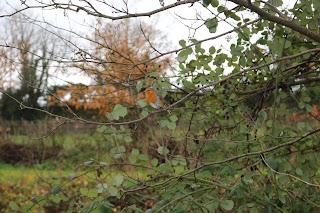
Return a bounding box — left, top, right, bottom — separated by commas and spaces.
49, 19, 171, 116
1, 0, 320, 212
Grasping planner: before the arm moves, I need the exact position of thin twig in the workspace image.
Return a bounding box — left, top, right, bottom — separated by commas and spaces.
32, 119, 67, 140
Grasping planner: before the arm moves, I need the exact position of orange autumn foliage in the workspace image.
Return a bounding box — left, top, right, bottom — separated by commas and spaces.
50, 19, 171, 115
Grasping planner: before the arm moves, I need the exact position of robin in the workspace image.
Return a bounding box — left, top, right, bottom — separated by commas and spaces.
144, 87, 165, 109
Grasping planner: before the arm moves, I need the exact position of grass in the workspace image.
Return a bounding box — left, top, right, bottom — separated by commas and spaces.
0, 163, 72, 211
0, 130, 156, 211
1, 132, 108, 166
0, 132, 107, 188
9, 132, 105, 149
0, 132, 105, 211
0, 163, 72, 184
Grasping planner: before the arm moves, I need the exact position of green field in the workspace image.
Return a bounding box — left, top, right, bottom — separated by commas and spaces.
0, 131, 155, 212
0, 133, 106, 211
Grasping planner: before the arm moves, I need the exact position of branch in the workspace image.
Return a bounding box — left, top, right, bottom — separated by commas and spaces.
261, 154, 320, 187
2, 0, 199, 20
2, 47, 319, 127
31, 119, 67, 140
236, 76, 320, 96
164, 48, 320, 110
124, 127, 320, 193
152, 127, 320, 188
229, 0, 320, 43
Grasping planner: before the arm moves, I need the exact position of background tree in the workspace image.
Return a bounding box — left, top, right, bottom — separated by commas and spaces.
0, 15, 57, 120
49, 19, 171, 116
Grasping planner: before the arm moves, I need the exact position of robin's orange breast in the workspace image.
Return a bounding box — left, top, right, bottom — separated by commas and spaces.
145, 89, 157, 103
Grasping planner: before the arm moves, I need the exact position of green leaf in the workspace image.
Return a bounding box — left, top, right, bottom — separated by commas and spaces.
284, 40, 291, 49
209, 46, 216, 54
247, 203, 255, 208
298, 101, 305, 109
51, 185, 60, 194
159, 119, 176, 129
97, 184, 108, 193
138, 154, 149, 161
99, 162, 109, 166
127, 204, 144, 212
99, 203, 112, 213
129, 155, 137, 164
217, 5, 225, 13
265, 158, 279, 171
113, 174, 124, 186
205, 201, 219, 211
118, 146, 126, 153
305, 104, 313, 112
172, 155, 187, 166
250, 207, 259, 213
197, 170, 213, 178
136, 81, 143, 92
179, 39, 187, 47
195, 44, 205, 54
177, 49, 192, 63
108, 186, 118, 196
296, 168, 303, 176
123, 135, 132, 143
9, 201, 19, 211
279, 175, 290, 185
84, 160, 94, 165
140, 110, 149, 118
167, 121, 176, 130
266, 119, 274, 128
49, 194, 61, 204
175, 165, 185, 174
265, 184, 272, 194
151, 158, 159, 167
177, 53, 188, 63
80, 188, 89, 195
271, 0, 283, 7
297, 122, 305, 130
264, 205, 273, 213
220, 200, 234, 211
203, 0, 211, 7
137, 99, 147, 108
257, 110, 267, 123
148, 71, 159, 77
97, 125, 108, 133
132, 149, 139, 156
157, 146, 170, 155
205, 18, 218, 33
211, 0, 219, 7
109, 104, 128, 120
159, 119, 168, 128
87, 189, 98, 198
229, 12, 241, 21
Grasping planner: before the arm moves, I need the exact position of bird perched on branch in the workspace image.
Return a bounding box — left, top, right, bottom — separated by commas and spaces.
144, 87, 165, 109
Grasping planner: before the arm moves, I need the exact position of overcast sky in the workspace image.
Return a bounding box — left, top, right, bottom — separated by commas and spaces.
1, 0, 233, 48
